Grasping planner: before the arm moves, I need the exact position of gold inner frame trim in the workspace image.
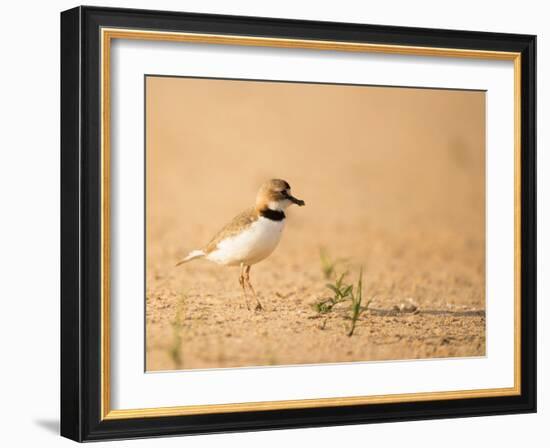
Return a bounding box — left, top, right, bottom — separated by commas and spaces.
100, 27, 522, 420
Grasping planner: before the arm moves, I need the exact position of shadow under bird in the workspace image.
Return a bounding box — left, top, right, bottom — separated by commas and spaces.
176, 179, 305, 310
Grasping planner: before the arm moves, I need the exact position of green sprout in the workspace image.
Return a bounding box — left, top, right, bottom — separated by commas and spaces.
314, 250, 371, 336
319, 247, 336, 279
348, 267, 371, 337
314, 272, 353, 313
169, 294, 186, 369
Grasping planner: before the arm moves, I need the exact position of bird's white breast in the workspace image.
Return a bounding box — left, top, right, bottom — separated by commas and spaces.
206, 217, 285, 266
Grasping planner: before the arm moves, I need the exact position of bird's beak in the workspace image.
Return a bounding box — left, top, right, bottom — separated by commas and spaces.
288, 194, 305, 206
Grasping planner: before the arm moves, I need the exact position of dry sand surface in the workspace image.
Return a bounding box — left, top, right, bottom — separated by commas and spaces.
145, 76, 486, 371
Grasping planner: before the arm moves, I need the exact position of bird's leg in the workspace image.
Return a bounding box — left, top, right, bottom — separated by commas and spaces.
239, 263, 250, 311
245, 265, 263, 311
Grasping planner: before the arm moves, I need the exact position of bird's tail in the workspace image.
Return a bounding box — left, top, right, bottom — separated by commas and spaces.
175, 249, 205, 266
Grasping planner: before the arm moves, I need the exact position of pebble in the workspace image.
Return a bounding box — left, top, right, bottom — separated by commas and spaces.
393, 298, 418, 313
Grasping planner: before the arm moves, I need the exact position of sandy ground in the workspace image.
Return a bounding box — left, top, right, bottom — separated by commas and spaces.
145, 77, 486, 371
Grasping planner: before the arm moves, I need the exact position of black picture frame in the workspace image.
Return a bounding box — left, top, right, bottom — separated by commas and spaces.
61, 5, 536, 442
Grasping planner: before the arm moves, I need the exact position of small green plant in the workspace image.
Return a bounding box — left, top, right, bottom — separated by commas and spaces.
319, 247, 336, 279
169, 295, 186, 369
348, 267, 372, 337
314, 272, 352, 313
314, 251, 371, 336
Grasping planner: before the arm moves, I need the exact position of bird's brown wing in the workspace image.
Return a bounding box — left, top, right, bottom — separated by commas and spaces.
204, 207, 258, 254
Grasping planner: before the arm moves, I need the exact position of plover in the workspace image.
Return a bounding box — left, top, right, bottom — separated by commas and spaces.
176, 179, 305, 310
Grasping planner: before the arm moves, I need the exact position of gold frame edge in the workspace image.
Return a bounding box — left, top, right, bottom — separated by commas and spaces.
100, 27, 522, 420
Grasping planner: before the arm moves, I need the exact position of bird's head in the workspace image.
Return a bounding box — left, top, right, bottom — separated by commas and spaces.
256, 179, 305, 212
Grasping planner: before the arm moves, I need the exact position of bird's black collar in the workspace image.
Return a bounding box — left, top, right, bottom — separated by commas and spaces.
259, 208, 285, 221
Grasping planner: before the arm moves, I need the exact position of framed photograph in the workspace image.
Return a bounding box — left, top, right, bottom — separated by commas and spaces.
60, 6, 536, 441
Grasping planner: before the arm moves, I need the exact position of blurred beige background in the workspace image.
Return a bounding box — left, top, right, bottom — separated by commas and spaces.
146, 76, 485, 371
